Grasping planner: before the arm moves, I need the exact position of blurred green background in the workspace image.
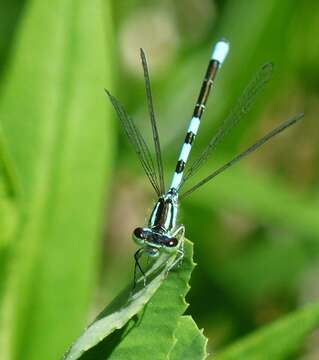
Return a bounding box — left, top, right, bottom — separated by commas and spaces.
0, 0, 319, 359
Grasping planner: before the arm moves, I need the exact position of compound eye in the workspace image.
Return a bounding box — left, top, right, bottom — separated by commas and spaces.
133, 227, 146, 245
133, 227, 145, 238
168, 237, 178, 247
163, 237, 179, 254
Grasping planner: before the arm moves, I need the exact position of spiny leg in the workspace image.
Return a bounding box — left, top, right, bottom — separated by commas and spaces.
174, 225, 185, 267
133, 248, 146, 289
166, 245, 185, 274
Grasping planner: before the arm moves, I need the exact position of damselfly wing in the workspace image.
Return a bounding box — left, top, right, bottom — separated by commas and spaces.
106, 39, 304, 286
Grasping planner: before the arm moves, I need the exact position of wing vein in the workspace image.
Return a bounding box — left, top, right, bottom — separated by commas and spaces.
106, 90, 161, 195
182, 62, 274, 186
140, 48, 165, 194
180, 113, 304, 199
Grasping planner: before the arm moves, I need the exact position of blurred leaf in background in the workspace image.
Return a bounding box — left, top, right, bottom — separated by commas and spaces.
0, 0, 319, 359
105, 0, 319, 356
0, 0, 114, 359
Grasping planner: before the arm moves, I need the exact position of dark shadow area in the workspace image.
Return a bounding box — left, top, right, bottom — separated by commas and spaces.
0, 0, 26, 81
78, 316, 139, 360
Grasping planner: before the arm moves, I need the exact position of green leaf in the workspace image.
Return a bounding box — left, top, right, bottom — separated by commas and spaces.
0, 124, 20, 250
213, 302, 319, 360
64, 239, 195, 360
0, 131, 20, 200
0, 139, 19, 249
0, 121, 20, 349
63, 252, 176, 359
191, 164, 319, 240
213, 234, 318, 304
0, 0, 114, 359
169, 316, 208, 360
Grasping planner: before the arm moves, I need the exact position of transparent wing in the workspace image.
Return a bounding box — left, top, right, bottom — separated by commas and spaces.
105, 89, 161, 196
140, 49, 165, 194
182, 62, 273, 186
180, 113, 304, 199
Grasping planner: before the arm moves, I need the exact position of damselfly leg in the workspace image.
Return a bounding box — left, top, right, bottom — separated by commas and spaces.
133, 248, 146, 289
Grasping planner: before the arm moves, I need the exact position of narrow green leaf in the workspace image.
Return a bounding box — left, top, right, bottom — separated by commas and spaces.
0, 0, 114, 359
189, 163, 319, 303
0, 125, 20, 250
190, 164, 319, 240
64, 251, 177, 360
64, 240, 195, 360
0, 131, 20, 200
0, 125, 20, 348
0, 144, 19, 249
213, 234, 318, 304
213, 302, 319, 360
169, 316, 208, 360
0, 177, 19, 297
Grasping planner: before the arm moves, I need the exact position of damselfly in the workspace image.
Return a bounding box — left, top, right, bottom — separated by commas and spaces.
106, 39, 304, 286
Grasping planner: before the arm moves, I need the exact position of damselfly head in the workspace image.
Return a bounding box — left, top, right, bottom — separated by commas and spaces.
133, 227, 179, 254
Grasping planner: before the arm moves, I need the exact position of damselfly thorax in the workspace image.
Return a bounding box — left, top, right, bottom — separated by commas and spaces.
106, 39, 304, 286
133, 190, 183, 257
